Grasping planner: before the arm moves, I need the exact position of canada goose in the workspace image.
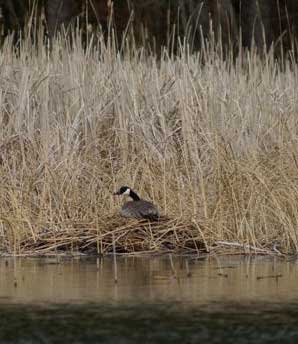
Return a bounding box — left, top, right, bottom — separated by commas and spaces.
113, 186, 160, 221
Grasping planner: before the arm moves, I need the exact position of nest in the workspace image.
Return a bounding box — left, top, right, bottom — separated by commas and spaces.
19, 215, 207, 256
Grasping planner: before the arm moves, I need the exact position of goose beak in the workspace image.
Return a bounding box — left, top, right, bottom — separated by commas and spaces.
113, 191, 120, 196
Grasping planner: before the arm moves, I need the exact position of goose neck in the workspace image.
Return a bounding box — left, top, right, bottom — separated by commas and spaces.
130, 190, 140, 201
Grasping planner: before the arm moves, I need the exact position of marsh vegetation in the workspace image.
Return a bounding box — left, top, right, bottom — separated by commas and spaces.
0, 31, 298, 256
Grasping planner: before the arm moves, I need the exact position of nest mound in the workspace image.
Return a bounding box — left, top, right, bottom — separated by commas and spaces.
19, 215, 207, 255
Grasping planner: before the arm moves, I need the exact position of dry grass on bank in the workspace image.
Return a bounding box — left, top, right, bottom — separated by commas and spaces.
0, 32, 298, 256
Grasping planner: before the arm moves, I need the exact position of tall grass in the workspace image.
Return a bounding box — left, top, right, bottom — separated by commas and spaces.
0, 30, 298, 255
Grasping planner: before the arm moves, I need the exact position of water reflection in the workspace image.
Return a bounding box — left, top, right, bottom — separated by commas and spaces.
1, 255, 298, 304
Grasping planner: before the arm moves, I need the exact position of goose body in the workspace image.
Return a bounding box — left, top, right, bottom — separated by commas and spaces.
113, 186, 160, 221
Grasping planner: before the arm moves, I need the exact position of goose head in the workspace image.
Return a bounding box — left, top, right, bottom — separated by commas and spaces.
113, 186, 131, 196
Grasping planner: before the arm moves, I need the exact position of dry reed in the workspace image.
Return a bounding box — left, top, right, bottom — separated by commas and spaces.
0, 30, 297, 256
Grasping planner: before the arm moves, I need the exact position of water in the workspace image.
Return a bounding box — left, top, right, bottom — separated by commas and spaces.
1, 255, 298, 343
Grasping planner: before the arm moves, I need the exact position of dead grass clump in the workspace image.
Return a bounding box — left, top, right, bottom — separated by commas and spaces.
19, 215, 206, 256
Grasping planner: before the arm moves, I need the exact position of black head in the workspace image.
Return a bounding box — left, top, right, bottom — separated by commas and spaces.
113, 186, 131, 196
113, 186, 140, 201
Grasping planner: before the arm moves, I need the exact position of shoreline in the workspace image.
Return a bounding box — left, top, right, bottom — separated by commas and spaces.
0, 216, 288, 258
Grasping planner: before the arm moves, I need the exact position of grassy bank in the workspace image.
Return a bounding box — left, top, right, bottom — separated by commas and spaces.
0, 33, 297, 256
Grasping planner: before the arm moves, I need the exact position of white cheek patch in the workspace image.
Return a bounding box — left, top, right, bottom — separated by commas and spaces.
123, 188, 131, 195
